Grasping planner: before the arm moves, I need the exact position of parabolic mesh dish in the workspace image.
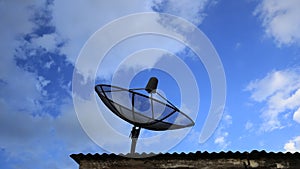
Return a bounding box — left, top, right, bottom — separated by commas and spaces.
95, 84, 194, 131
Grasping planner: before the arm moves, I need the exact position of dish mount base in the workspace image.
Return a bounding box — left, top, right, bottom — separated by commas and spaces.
130, 126, 141, 154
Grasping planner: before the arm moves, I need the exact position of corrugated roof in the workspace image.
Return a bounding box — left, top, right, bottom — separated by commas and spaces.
70, 150, 300, 164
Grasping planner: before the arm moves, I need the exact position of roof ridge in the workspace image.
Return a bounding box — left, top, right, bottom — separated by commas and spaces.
70, 150, 300, 164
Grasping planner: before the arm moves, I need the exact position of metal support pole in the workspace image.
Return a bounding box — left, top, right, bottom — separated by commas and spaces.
130, 126, 141, 154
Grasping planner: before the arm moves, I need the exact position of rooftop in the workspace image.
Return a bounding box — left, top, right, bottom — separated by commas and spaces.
70, 150, 300, 169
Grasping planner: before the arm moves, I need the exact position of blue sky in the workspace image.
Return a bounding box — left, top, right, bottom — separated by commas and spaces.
1, 0, 300, 168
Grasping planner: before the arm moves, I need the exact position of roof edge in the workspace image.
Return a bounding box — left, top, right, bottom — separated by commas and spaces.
70, 150, 300, 164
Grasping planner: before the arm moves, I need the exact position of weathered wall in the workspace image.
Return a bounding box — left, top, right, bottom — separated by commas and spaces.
71, 151, 300, 169
78, 158, 298, 169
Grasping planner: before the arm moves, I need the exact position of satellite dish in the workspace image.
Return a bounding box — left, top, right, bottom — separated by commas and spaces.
95, 77, 194, 154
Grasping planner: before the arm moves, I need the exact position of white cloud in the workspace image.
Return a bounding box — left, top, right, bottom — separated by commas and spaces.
214, 136, 224, 144
245, 121, 254, 131
254, 0, 300, 46
32, 33, 58, 52
52, 0, 215, 80
152, 0, 213, 25
0, 1, 100, 168
52, 1, 184, 81
293, 107, 300, 123
52, 0, 153, 64
246, 68, 300, 131
96, 34, 186, 80
0, 1, 39, 101
0, 0, 216, 168
214, 132, 229, 149
0, 97, 99, 169
245, 70, 298, 102
0, 1, 36, 41
224, 114, 232, 125
284, 136, 300, 153
54, 100, 100, 153
213, 113, 232, 150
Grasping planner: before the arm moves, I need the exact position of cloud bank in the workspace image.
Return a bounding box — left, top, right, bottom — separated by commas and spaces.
284, 136, 300, 153
246, 68, 300, 132
1, 0, 214, 168
255, 0, 300, 46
